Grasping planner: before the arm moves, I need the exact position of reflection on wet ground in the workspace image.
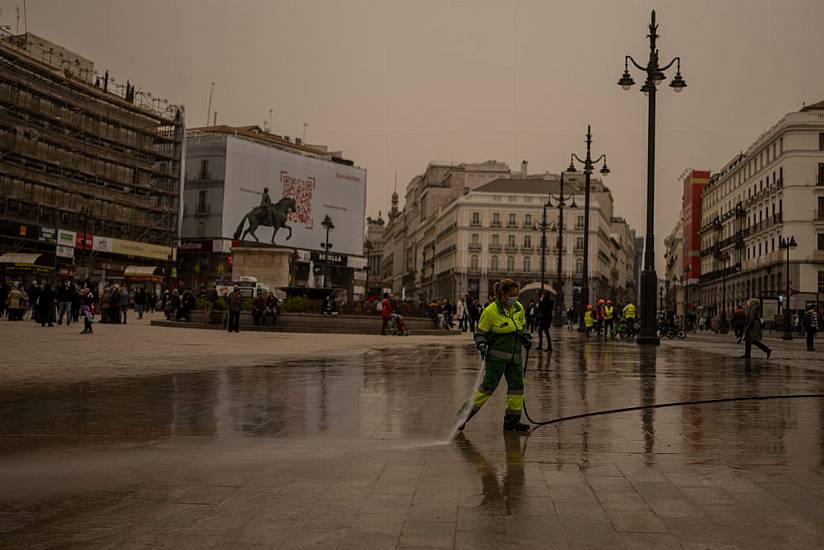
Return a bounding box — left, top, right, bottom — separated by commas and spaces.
2, 334, 824, 549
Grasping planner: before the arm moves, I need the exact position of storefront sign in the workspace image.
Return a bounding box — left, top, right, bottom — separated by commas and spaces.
75, 232, 93, 250
311, 252, 345, 266
56, 244, 75, 258
93, 235, 114, 253
39, 227, 57, 243
111, 239, 171, 260
57, 229, 76, 248
178, 239, 213, 252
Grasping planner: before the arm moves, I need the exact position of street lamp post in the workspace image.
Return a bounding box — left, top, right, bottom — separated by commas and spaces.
567, 126, 610, 332
618, 10, 687, 345
780, 235, 797, 340
364, 239, 373, 298
715, 250, 730, 333
536, 202, 555, 311
548, 173, 577, 327
683, 265, 692, 328
320, 214, 335, 288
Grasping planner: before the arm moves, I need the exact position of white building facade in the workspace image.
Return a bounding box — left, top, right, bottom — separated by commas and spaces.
699, 100, 824, 322
378, 161, 637, 308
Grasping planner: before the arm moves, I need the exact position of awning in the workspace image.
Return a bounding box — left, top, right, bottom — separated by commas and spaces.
0, 253, 54, 273
124, 265, 163, 282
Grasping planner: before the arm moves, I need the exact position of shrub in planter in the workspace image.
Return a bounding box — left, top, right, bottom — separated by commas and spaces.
281, 296, 311, 313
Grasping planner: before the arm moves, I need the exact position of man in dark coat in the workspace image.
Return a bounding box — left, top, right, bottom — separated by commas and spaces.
535, 290, 554, 352
743, 298, 771, 359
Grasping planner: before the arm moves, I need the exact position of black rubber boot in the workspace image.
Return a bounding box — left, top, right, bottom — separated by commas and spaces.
503, 414, 530, 433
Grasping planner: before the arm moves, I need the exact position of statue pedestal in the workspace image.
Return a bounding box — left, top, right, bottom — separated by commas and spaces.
231, 246, 292, 289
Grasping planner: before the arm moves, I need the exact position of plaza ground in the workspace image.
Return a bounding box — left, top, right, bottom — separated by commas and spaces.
1, 317, 823, 549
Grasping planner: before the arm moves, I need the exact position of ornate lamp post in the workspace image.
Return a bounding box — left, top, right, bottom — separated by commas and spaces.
618, 10, 687, 345
779, 235, 797, 340
683, 265, 692, 327
566, 126, 610, 331
320, 214, 335, 288
714, 250, 730, 333
547, 173, 577, 327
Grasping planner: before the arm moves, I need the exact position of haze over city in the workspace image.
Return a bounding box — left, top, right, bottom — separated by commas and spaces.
3, 0, 823, 269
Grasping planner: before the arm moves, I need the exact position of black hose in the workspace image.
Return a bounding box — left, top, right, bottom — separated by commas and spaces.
520, 347, 824, 427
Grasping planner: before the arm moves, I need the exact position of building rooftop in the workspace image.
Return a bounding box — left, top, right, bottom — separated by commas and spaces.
187, 125, 358, 166
800, 98, 824, 112
474, 176, 591, 195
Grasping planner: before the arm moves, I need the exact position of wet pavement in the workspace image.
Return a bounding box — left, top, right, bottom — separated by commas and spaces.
2, 330, 824, 549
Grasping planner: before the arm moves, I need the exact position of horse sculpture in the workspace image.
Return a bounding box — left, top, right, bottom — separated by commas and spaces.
233, 197, 297, 244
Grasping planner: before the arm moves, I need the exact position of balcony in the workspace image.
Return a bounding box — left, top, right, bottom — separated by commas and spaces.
521, 244, 534, 252
469, 221, 482, 228
522, 221, 533, 228
505, 244, 519, 253
468, 242, 482, 251
507, 222, 518, 228
488, 244, 502, 253
490, 221, 502, 228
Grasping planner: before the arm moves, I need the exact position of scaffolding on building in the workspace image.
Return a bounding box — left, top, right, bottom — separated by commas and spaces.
0, 32, 185, 275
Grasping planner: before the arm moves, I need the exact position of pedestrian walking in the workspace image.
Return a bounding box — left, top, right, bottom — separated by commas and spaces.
457, 298, 467, 332
469, 299, 481, 333
566, 306, 575, 331
456, 279, 531, 433
56, 280, 73, 325
604, 299, 615, 339
535, 290, 553, 352
134, 287, 146, 320
37, 283, 55, 327
118, 286, 130, 324
380, 293, 393, 335
584, 304, 594, 337
742, 298, 771, 359
80, 288, 95, 334
6, 284, 25, 321
227, 287, 242, 333
803, 304, 819, 352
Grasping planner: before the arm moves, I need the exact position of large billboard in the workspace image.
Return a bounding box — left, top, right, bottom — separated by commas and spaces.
222, 137, 366, 257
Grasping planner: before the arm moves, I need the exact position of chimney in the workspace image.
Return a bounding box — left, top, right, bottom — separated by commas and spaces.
520, 160, 528, 178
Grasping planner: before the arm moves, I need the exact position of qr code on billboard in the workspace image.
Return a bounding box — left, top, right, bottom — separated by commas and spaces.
281, 171, 315, 227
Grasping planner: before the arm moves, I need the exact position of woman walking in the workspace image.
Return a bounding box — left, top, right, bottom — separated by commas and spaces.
456, 279, 532, 433
742, 298, 771, 359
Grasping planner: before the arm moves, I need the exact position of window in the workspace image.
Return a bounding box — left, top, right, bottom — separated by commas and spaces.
576, 236, 584, 251
507, 234, 516, 247
507, 256, 515, 271
576, 215, 584, 229
508, 213, 517, 227
196, 221, 205, 238
508, 195, 517, 203
471, 212, 480, 225
492, 212, 501, 226
491, 234, 500, 245
523, 256, 531, 272
471, 233, 479, 245
780, 137, 783, 154
575, 257, 583, 274
197, 190, 208, 213
524, 214, 532, 226
819, 133, 824, 151
771, 238, 775, 252
819, 271, 824, 293
490, 255, 499, 270
199, 159, 210, 180
818, 234, 824, 251
523, 235, 532, 248
470, 255, 479, 270
818, 163, 824, 185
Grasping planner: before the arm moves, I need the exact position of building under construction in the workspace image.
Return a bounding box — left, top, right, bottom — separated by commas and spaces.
0, 32, 185, 287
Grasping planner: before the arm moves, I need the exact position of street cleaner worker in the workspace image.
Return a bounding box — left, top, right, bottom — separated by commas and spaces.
584, 304, 594, 336
457, 279, 532, 433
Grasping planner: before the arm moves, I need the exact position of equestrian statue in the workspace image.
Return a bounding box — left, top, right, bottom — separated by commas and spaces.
233, 188, 297, 244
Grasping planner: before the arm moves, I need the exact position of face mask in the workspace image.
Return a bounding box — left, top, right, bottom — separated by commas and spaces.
506, 296, 517, 307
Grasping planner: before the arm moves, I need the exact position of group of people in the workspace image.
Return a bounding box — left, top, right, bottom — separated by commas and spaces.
582, 299, 636, 338
0, 280, 105, 334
